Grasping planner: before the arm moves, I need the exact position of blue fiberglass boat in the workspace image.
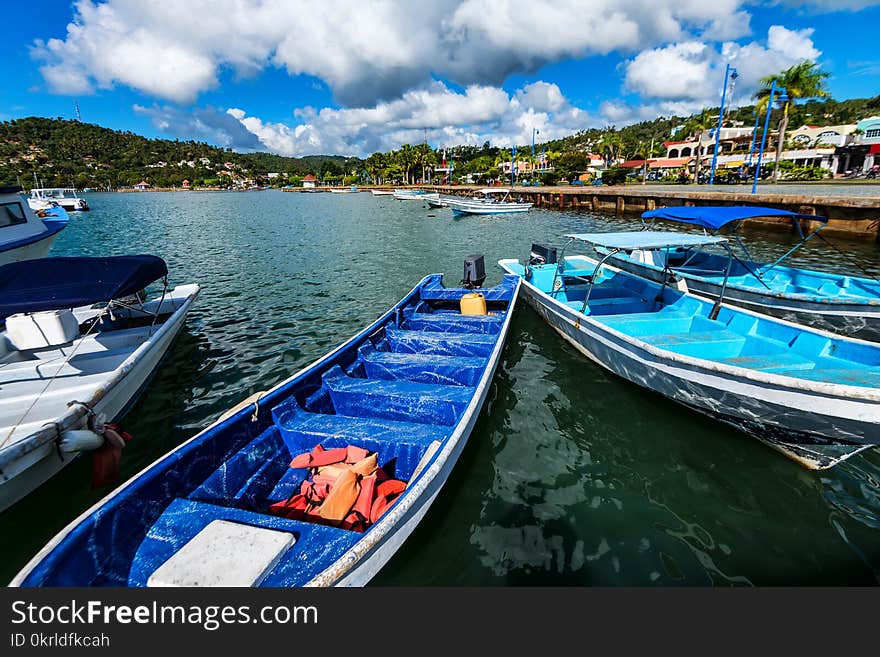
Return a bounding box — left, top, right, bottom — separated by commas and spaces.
500, 233, 880, 470
603, 206, 880, 341
11, 271, 520, 587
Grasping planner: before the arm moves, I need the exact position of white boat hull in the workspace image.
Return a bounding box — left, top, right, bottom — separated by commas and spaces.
501, 261, 878, 469
0, 231, 59, 267
0, 286, 199, 511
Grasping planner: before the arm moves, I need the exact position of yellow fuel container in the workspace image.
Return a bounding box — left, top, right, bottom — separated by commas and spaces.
460, 292, 487, 315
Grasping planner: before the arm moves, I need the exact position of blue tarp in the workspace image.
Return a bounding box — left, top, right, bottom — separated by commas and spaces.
566, 231, 728, 250
0, 255, 167, 318
641, 205, 827, 230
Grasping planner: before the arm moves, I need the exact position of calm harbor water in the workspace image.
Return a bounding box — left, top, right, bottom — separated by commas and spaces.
2, 189, 880, 586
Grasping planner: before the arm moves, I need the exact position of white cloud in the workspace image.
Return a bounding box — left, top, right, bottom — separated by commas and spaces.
623, 25, 822, 109
139, 81, 597, 156
38, 0, 755, 105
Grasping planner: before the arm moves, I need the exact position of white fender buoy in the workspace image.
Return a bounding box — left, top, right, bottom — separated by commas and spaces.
58, 429, 105, 453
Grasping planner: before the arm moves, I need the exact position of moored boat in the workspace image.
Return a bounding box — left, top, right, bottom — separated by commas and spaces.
370, 189, 395, 196
445, 188, 532, 215
609, 205, 880, 341
28, 187, 90, 212
0, 186, 69, 266
0, 255, 200, 512
392, 188, 429, 201
11, 267, 520, 587
500, 232, 880, 470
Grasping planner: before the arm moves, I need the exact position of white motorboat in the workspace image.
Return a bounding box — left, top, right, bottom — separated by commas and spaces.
0, 255, 200, 511
445, 189, 532, 215
0, 186, 69, 266
28, 187, 90, 212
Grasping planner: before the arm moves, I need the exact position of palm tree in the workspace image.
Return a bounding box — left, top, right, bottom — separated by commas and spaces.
755, 60, 830, 183
682, 108, 715, 184
596, 130, 622, 168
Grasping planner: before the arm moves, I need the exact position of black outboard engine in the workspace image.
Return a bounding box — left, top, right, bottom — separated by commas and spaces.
529, 242, 557, 266
462, 254, 486, 289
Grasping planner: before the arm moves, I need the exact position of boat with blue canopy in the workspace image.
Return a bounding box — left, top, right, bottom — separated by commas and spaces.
601, 205, 880, 341
0, 186, 68, 266
500, 232, 880, 470
0, 255, 200, 512
11, 267, 520, 587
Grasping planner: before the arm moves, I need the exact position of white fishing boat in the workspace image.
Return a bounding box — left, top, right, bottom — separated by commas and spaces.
370, 189, 395, 196
445, 189, 532, 215
28, 187, 90, 212
0, 255, 200, 511
500, 233, 880, 470
0, 186, 69, 266
393, 189, 430, 201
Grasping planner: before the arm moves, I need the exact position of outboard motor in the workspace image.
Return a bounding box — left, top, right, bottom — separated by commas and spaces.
529, 242, 557, 266
462, 254, 486, 289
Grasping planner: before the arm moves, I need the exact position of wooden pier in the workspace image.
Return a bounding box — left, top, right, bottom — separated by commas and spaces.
422, 184, 880, 240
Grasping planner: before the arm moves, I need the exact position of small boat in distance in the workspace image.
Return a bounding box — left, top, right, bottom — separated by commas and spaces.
393, 188, 430, 201
11, 267, 520, 587
500, 232, 880, 470
28, 187, 90, 212
329, 185, 358, 194
605, 205, 880, 341
0, 255, 200, 512
0, 186, 69, 266
370, 189, 395, 196
445, 188, 532, 216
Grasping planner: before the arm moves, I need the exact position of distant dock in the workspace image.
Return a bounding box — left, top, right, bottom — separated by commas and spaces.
424, 184, 880, 240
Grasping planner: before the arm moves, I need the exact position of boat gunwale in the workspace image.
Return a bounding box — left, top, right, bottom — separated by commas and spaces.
9, 273, 520, 587
498, 257, 880, 402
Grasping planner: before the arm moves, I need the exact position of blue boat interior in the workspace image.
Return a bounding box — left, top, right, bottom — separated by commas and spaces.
513, 256, 880, 387
19, 274, 518, 587
614, 246, 880, 301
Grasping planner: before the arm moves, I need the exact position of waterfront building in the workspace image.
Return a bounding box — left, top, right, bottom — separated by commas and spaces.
133, 180, 150, 190
302, 174, 318, 188
789, 124, 857, 148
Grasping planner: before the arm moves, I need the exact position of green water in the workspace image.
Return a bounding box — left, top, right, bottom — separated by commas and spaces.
2, 189, 880, 585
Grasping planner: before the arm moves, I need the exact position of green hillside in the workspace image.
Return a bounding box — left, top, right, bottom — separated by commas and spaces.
0, 117, 360, 189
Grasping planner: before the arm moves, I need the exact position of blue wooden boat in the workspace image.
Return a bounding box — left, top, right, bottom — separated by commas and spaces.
501, 233, 880, 470
11, 272, 520, 587
604, 205, 880, 341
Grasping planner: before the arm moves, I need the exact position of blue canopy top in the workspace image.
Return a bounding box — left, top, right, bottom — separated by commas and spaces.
566, 231, 727, 251
0, 255, 167, 318
641, 205, 827, 230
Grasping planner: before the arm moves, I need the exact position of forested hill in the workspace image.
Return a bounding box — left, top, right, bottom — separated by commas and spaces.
0, 117, 360, 189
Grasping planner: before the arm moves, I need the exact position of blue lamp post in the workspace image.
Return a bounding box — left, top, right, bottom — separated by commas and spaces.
511, 146, 517, 186
709, 63, 738, 185
532, 128, 539, 182
752, 81, 786, 194
746, 111, 760, 167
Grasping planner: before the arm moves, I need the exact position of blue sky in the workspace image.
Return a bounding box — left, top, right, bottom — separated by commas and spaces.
2, 1, 879, 157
